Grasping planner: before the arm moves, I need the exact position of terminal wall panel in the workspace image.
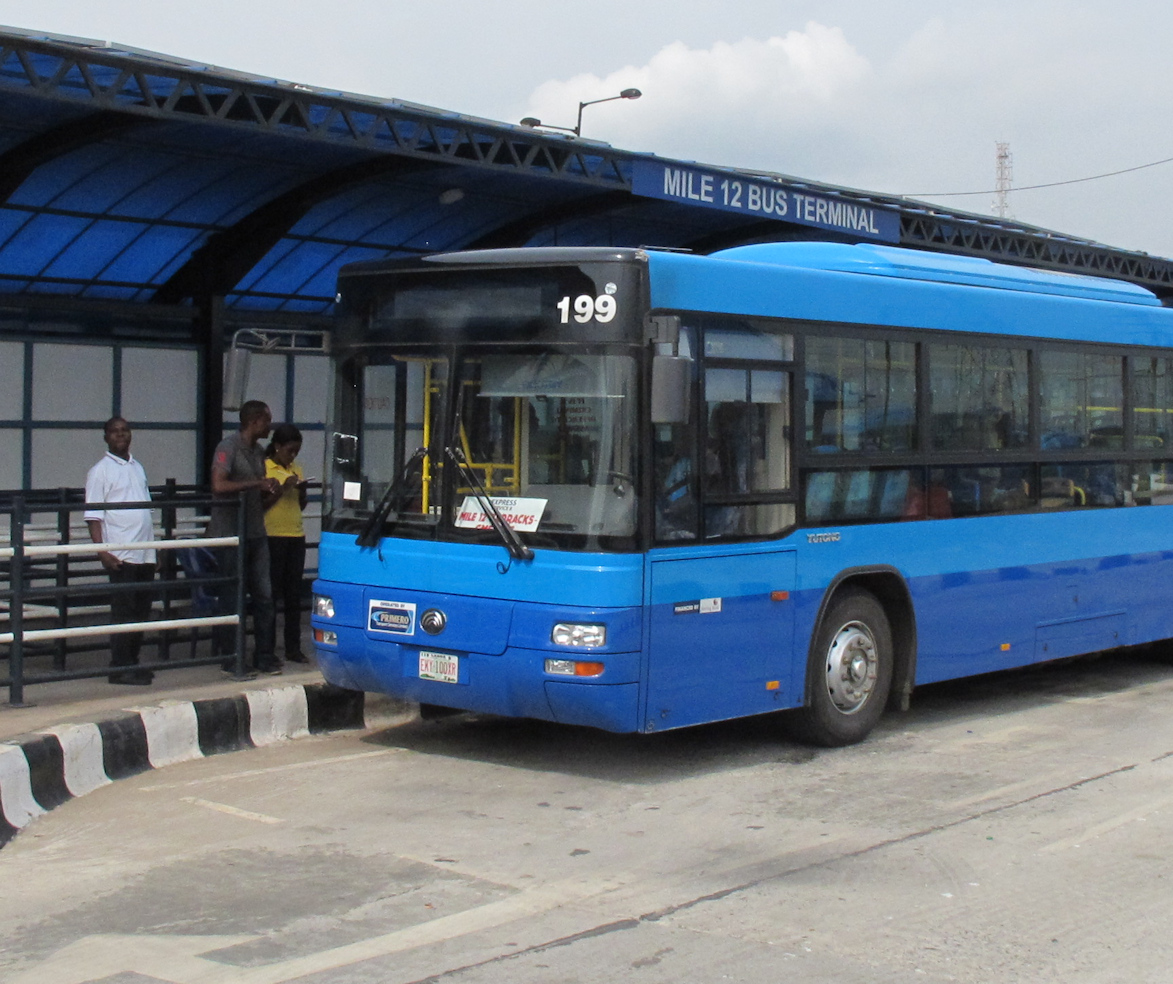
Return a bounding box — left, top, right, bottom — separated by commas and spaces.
294, 354, 330, 423
243, 352, 287, 420
32, 429, 102, 488
0, 429, 20, 489
128, 429, 197, 486
0, 341, 23, 420
32, 343, 111, 421
121, 348, 198, 423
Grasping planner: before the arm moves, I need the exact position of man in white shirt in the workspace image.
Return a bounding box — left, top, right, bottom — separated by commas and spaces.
85, 417, 156, 685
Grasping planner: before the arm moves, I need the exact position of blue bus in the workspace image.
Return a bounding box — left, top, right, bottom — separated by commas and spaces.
311, 242, 1173, 745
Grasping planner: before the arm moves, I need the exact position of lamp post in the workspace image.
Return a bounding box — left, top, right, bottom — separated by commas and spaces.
519, 88, 641, 137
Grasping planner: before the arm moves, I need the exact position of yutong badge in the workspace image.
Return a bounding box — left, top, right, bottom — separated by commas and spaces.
368, 599, 416, 635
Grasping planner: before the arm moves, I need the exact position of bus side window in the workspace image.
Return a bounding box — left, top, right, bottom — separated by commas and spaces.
1040, 462, 1128, 509
704, 368, 790, 496
1040, 350, 1123, 450
805, 336, 915, 453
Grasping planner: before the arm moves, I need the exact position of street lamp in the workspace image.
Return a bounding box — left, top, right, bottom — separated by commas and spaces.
519, 88, 641, 137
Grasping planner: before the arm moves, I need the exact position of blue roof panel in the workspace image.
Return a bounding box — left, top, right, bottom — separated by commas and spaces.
243, 240, 351, 296
96, 224, 204, 284
0, 213, 91, 275
44, 150, 184, 214
41, 219, 147, 279
112, 157, 236, 219
233, 237, 301, 293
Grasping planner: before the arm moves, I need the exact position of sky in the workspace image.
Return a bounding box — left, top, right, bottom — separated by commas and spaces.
6, 1, 1173, 257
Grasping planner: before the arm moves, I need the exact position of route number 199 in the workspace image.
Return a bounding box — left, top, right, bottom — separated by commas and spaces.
556, 294, 617, 324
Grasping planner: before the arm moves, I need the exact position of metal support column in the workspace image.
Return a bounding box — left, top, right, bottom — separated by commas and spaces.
198, 293, 226, 486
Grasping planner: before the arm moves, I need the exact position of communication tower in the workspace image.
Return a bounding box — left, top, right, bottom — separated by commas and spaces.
993, 141, 1013, 218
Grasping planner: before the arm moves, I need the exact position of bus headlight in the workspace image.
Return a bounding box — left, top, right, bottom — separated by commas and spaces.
314, 628, 338, 646
551, 622, 606, 647
312, 593, 335, 618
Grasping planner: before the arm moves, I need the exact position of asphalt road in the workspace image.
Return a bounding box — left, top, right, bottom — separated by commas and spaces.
4, 647, 1173, 984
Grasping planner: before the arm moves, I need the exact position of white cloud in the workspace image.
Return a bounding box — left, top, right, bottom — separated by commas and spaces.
523, 24, 872, 167
520, 9, 1173, 257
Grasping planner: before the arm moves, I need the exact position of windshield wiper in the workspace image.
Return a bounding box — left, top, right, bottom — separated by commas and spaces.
444, 445, 533, 561
356, 446, 429, 548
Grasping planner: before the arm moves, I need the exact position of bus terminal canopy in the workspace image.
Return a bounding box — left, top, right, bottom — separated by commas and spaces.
4, 24, 1173, 321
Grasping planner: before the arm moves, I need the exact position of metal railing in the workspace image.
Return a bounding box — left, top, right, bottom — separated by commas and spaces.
0, 483, 249, 706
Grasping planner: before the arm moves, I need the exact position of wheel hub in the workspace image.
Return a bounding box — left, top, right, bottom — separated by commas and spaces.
825, 621, 878, 714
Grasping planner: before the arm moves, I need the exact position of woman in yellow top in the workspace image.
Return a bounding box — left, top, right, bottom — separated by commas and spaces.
264, 424, 310, 664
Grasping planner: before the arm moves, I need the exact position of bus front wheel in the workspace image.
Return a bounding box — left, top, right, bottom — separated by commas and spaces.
792, 588, 893, 747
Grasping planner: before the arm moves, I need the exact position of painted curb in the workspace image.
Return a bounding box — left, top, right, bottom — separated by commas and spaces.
0, 684, 414, 849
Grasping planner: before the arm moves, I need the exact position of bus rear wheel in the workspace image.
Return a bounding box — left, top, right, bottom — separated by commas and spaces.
791, 588, 893, 747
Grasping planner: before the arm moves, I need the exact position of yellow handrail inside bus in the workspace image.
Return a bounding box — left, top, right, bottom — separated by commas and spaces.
456, 389, 521, 495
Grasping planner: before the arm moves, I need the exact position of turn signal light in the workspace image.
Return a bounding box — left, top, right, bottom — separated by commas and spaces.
544, 659, 605, 677
313, 628, 338, 646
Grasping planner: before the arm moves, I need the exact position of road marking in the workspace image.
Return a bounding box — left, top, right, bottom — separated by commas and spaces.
15, 877, 625, 984
6, 933, 257, 984
140, 748, 399, 791
1040, 793, 1173, 852
180, 797, 284, 825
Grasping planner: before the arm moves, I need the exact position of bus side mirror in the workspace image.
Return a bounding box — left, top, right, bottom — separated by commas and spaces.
651, 356, 691, 424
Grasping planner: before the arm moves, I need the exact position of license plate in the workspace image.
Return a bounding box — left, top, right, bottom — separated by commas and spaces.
418, 651, 459, 683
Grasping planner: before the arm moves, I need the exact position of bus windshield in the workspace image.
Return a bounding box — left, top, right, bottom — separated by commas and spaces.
327, 347, 640, 552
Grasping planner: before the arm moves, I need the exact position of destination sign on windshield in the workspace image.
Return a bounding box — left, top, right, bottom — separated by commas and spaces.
455, 496, 548, 533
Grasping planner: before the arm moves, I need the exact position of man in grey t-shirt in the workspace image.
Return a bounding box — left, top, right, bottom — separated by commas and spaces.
210, 400, 281, 676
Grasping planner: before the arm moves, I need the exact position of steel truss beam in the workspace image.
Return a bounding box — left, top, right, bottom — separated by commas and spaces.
0, 32, 633, 190
4, 29, 1173, 301
901, 214, 1173, 298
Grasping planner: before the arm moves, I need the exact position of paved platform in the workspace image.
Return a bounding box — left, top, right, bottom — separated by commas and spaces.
0, 658, 326, 742
0, 623, 414, 848
0, 608, 329, 740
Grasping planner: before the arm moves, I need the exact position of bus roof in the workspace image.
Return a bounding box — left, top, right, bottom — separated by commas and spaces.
647, 243, 1173, 348
711, 242, 1162, 307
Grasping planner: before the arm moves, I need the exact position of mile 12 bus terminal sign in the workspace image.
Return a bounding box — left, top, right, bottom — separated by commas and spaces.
630, 160, 901, 243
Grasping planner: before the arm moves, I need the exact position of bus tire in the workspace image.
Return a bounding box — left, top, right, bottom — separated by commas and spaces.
791, 588, 893, 747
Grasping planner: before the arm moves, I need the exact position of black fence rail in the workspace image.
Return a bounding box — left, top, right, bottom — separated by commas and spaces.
0, 482, 250, 706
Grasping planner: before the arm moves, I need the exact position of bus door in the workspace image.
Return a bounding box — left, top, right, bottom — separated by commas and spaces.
646, 548, 797, 731
645, 329, 798, 731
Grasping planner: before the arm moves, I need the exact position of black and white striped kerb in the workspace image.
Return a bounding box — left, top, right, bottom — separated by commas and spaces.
0, 684, 406, 848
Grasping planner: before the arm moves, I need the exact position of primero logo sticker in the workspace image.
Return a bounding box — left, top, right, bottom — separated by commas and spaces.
369, 599, 416, 635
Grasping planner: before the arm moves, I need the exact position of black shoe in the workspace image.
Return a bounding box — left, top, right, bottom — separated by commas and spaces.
285, 651, 310, 664
221, 662, 257, 680
109, 669, 153, 685
257, 661, 284, 676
